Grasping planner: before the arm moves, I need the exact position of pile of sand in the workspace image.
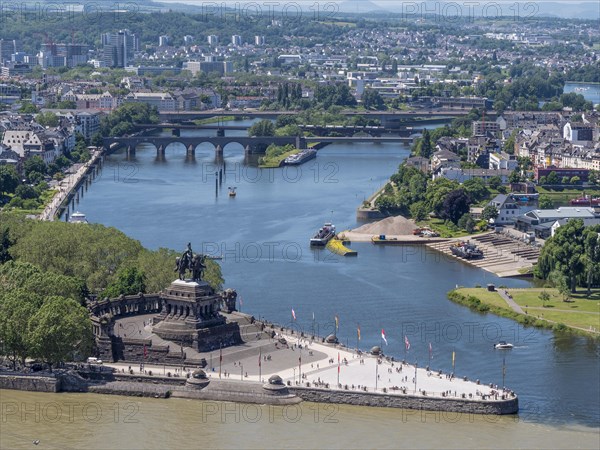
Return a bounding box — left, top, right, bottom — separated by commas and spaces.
352, 216, 417, 236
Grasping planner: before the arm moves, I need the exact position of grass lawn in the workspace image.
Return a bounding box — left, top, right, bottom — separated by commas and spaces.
258, 148, 298, 168
537, 186, 600, 205
453, 287, 600, 336
457, 288, 511, 310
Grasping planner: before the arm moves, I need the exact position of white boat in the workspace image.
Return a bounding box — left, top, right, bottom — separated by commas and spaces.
69, 211, 88, 224
494, 341, 513, 349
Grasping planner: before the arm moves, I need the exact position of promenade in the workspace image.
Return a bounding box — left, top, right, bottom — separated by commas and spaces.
106, 317, 512, 404
39, 149, 102, 221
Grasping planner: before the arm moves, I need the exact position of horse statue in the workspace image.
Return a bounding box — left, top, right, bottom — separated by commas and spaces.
175, 243, 207, 282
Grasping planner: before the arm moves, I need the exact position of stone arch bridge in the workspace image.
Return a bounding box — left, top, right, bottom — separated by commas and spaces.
104, 135, 307, 157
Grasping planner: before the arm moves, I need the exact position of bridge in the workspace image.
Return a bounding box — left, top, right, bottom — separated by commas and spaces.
157, 108, 492, 126
103, 135, 412, 157
104, 135, 306, 156
135, 123, 431, 138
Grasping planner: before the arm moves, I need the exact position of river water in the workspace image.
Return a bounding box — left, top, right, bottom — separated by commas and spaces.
563, 82, 600, 106
2, 122, 598, 449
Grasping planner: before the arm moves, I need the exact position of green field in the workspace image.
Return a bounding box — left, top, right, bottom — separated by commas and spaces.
452, 287, 600, 337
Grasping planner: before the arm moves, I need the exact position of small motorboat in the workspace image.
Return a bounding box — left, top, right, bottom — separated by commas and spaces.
228, 186, 237, 197
494, 341, 513, 349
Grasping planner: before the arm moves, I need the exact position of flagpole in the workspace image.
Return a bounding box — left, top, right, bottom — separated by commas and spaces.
502, 356, 506, 388
452, 348, 456, 375
429, 342, 432, 368
259, 347, 262, 382
375, 359, 378, 391
414, 361, 418, 393
219, 342, 222, 379
337, 352, 340, 386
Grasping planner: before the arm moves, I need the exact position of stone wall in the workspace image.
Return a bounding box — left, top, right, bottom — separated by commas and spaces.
288, 386, 518, 415
0, 374, 60, 393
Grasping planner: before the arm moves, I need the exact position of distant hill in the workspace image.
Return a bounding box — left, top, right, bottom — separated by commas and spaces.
337, 0, 387, 13
366, 1, 599, 20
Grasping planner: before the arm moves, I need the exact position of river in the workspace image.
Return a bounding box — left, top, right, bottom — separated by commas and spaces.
564, 82, 600, 106
2, 122, 598, 449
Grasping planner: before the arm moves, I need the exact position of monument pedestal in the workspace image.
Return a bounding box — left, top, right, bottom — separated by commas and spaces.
153, 279, 242, 352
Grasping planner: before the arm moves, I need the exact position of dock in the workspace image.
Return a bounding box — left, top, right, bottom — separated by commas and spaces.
425, 232, 539, 278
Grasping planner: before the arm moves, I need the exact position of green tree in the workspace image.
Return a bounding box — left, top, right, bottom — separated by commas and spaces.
546, 171, 559, 185
538, 195, 554, 209
458, 213, 476, 233
0, 290, 42, 368
0, 165, 20, 196
248, 119, 275, 137
23, 156, 47, 178
509, 170, 521, 184
462, 178, 489, 202
28, 296, 93, 368
102, 267, 147, 298
488, 176, 502, 190
362, 89, 385, 110
561, 176, 570, 185
583, 228, 600, 296
15, 184, 38, 200
0, 227, 11, 263
19, 102, 38, 114
36, 112, 59, 127
409, 201, 429, 221
482, 205, 499, 221
539, 290, 550, 307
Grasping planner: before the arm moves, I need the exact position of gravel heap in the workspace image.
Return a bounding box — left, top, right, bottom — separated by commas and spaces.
352, 216, 417, 235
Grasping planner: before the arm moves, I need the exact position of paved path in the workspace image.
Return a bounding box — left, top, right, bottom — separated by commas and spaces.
499, 289, 525, 314
39, 149, 102, 221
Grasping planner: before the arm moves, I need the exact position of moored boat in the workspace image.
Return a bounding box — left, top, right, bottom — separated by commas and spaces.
284, 149, 317, 166
450, 241, 483, 259
69, 211, 88, 224
310, 222, 336, 246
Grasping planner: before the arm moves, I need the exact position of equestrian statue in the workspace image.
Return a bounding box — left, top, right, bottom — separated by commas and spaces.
175, 243, 207, 282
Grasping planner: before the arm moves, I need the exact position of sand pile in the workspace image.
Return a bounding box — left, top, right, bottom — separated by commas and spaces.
352, 216, 417, 235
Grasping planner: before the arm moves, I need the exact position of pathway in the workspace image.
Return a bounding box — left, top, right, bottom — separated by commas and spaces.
498, 289, 525, 314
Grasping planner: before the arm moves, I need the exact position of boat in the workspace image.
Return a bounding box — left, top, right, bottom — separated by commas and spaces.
284, 149, 317, 166
570, 195, 600, 206
228, 187, 237, 197
450, 241, 484, 259
69, 211, 88, 224
310, 222, 336, 246
494, 341, 514, 350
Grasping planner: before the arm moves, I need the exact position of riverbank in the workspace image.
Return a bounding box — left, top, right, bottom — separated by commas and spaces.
449, 288, 600, 338
38, 148, 103, 221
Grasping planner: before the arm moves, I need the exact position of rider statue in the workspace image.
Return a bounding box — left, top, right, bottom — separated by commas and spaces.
176, 243, 206, 282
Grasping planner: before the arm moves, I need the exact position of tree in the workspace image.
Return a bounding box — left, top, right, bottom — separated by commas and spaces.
546, 171, 559, 185
539, 291, 550, 307
0, 165, 20, 196
458, 213, 476, 233
28, 296, 93, 369
482, 205, 499, 221
561, 176, 570, 185
15, 184, 38, 200
102, 267, 146, 298
362, 89, 385, 110
23, 156, 47, 178
0, 290, 42, 368
509, 170, 521, 184
409, 201, 429, 221
583, 228, 600, 296
441, 189, 471, 224
570, 176, 580, 185
538, 195, 554, 209
488, 176, 502, 190
36, 112, 59, 128
415, 129, 434, 158
0, 227, 11, 263
19, 102, 38, 114
248, 120, 275, 137
462, 178, 489, 202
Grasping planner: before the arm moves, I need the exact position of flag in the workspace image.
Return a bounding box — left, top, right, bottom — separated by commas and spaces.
452, 351, 455, 368
239, 296, 243, 306
404, 335, 410, 351
335, 315, 339, 330
291, 308, 296, 320
357, 324, 361, 341
143, 343, 148, 358
429, 342, 433, 358
312, 312, 315, 321
381, 329, 388, 345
